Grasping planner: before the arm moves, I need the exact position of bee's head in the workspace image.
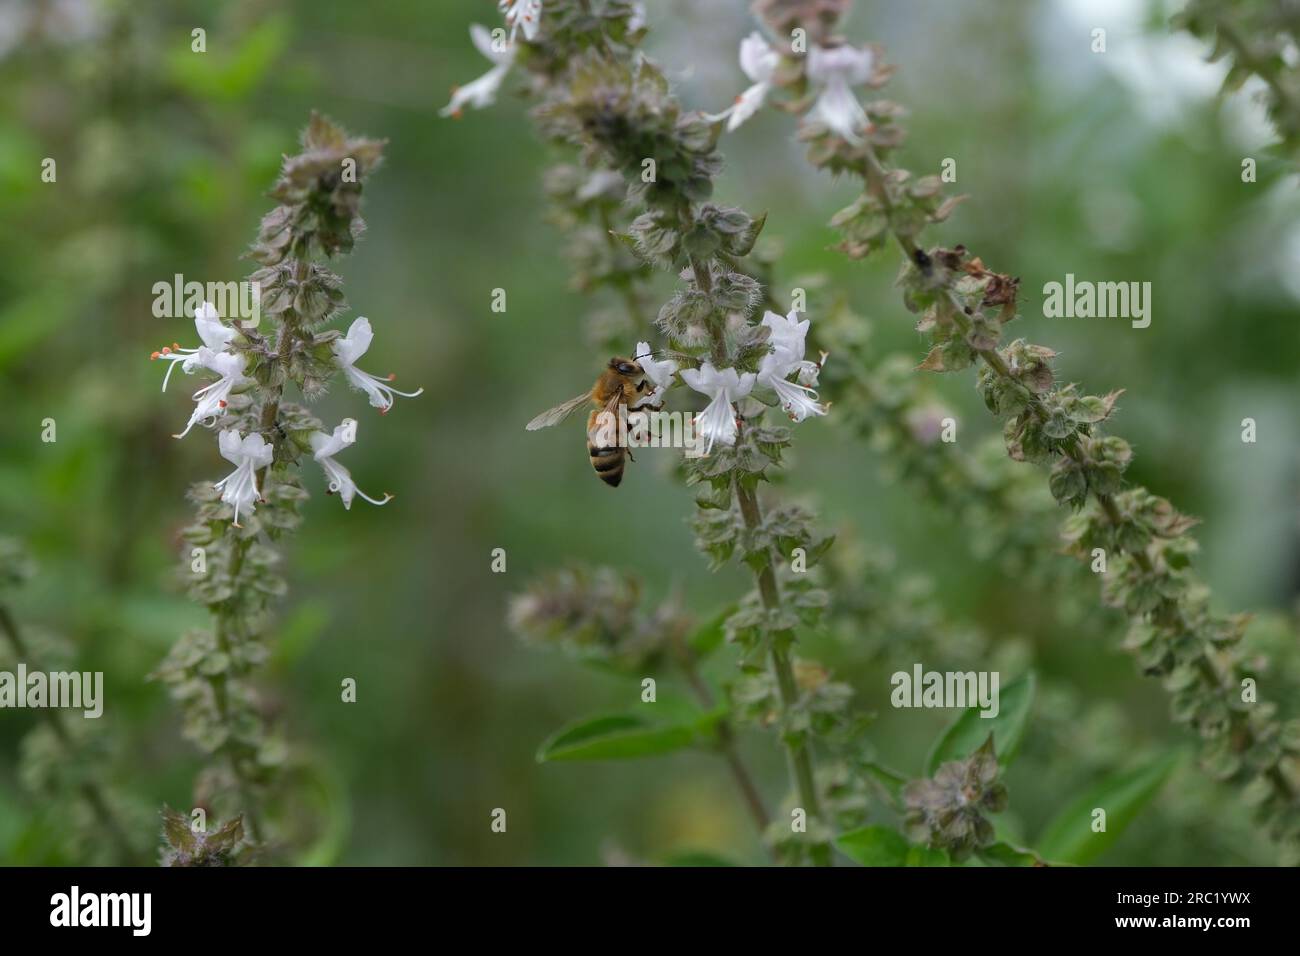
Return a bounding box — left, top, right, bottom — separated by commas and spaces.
609, 356, 643, 377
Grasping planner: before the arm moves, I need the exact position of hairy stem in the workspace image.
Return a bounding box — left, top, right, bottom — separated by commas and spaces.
208, 274, 301, 843
733, 481, 833, 866
597, 230, 773, 841
689, 253, 832, 865
857, 141, 1295, 806
210, 537, 263, 842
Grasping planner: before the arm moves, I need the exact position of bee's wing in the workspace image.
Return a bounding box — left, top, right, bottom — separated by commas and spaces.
525, 392, 591, 431
586, 388, 626, 444
601, 388, 625, 420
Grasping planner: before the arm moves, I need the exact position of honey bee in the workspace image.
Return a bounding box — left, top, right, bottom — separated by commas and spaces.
526, 356, 661, 487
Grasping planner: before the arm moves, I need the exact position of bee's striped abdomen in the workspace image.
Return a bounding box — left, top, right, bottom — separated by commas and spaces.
586, 407, 624, 487
588, 441, 625, 486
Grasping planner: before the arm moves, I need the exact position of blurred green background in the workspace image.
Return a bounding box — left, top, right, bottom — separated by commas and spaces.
1, 0, 1297, 865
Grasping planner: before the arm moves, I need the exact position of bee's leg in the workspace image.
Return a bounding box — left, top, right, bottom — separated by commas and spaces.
633, 380, 664, 413
621, 394, 636, 463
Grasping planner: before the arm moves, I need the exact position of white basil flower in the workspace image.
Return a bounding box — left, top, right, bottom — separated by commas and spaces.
806, 44, 875, 143
633, 340, 678, 407
440, 24, 516, 118
213, 429, 273, 527
715, 32, 781, 132
757, 310, 827, 423
153, 301, 239, 392
174, 351, 250, 439
798, 353, 828, 387
310, 420, 392, 509
499, 0, 542, 43
332, 317, 424, 414
757, 349, 826, 423
761, 308, 809, 357
681, 362, 755, 456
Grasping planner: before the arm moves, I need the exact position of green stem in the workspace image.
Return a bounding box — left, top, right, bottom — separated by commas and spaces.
690, 252, 833, 865
733, 481, 833, 866
857, 140, 1296, 807
598, 225, 772, 845
210, 536, 263, 842
675, 643, 774, 842
202, 316, 298, 845
945, 299, 1293, 803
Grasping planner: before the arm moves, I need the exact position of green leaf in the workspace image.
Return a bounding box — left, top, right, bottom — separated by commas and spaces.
537, 709, 721, 763
726, 210, 767, 256
977, 841, 1049, 867
206, 817, 245, 854
925, 672, 1036, 775
1035, 751, 1183, 865
1049, 462, 1086, 504
160, 806, 196, 854
1072, 393, 1116, 424
835, 826, 950, 867
835, 826, 907, 865
903, 843, 951, 866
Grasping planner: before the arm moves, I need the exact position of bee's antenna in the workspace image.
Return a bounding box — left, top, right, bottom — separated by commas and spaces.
634, 347, 697, 363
